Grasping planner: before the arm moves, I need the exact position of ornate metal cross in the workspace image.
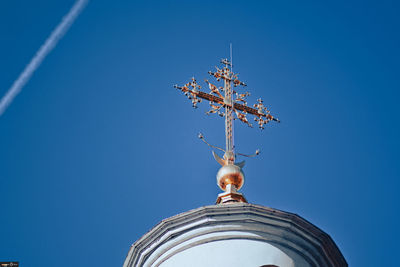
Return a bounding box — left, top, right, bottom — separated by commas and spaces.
175, 58, 279, 164
174, 57, 279, 203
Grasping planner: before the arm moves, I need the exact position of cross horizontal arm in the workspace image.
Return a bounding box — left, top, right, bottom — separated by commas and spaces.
175, 85, 280, 122
234, 102, 280, 123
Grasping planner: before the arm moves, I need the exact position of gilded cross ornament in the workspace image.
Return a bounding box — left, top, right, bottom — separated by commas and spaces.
174, 57, 280, 204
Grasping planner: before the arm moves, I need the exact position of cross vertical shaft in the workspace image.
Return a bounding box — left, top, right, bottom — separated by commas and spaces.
224, 70, 235, 164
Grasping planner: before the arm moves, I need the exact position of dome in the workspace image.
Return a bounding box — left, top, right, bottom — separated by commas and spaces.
123, 203, 347, 267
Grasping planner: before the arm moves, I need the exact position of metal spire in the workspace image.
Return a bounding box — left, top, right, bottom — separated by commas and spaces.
174, 49, 280, 203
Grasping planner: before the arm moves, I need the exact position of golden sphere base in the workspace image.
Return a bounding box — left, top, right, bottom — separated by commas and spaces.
216, 190, 247, 204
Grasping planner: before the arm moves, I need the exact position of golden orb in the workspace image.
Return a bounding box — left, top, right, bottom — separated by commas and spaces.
216, 164, 245, 191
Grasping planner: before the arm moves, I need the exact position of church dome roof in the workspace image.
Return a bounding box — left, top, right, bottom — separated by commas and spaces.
123, 203, 347, 267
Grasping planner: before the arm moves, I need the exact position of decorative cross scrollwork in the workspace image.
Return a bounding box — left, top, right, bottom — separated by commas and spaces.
175, 58, 280, 165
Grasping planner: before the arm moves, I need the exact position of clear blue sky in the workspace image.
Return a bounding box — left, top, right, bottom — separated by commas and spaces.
0, 0, 399, 266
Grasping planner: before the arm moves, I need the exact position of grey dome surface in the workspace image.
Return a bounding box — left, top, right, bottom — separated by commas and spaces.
123, 203, 347, 267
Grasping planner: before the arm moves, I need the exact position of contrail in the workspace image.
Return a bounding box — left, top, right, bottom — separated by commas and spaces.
0, 0, 88, 116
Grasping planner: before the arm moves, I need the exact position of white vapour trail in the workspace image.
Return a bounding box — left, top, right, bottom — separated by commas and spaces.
0, 0, 88, 116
